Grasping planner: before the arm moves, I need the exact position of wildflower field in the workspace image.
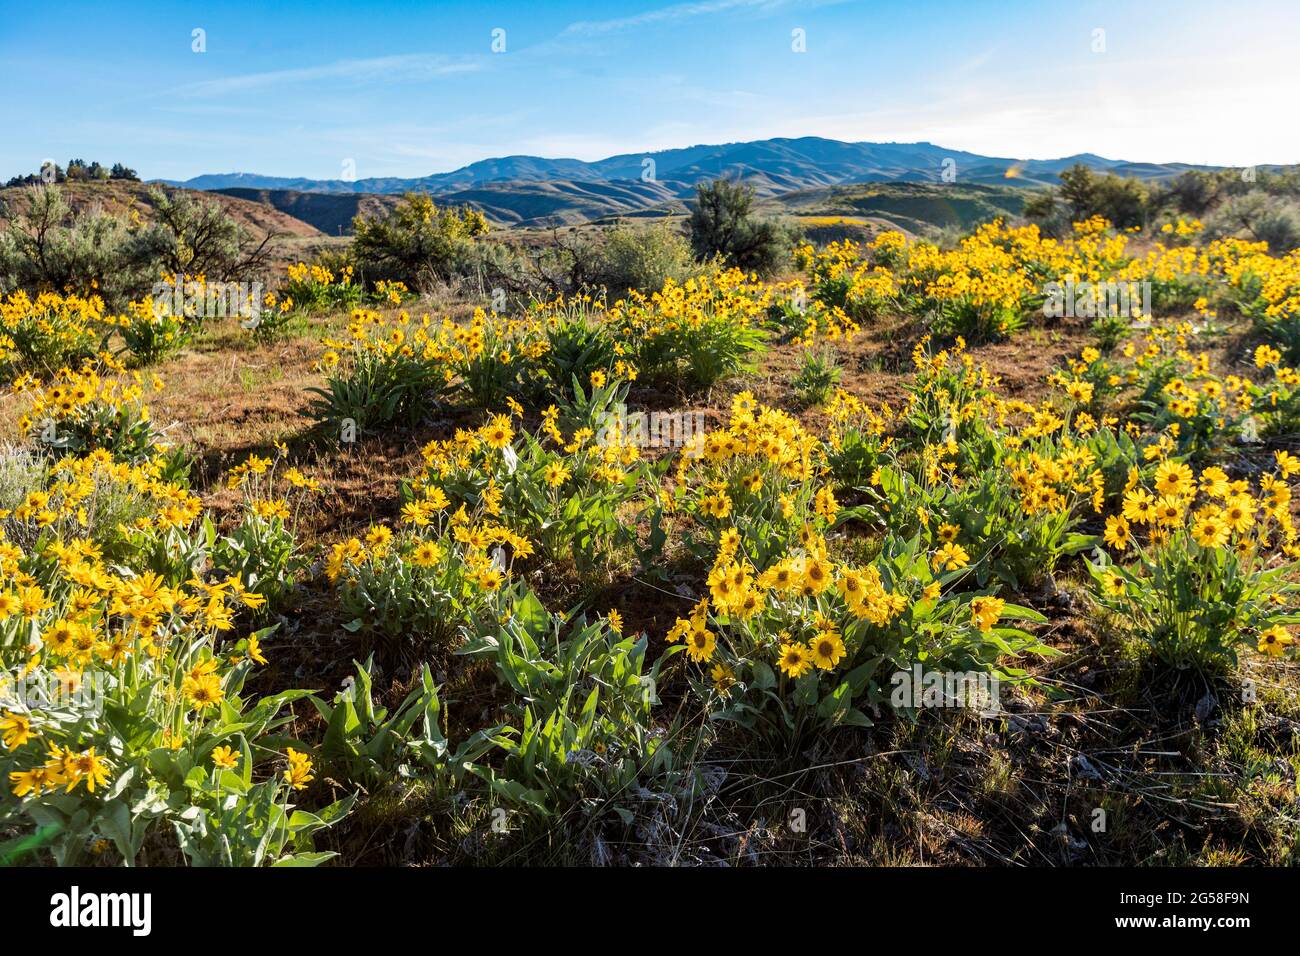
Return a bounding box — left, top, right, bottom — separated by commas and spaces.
3, 215, 1300, 868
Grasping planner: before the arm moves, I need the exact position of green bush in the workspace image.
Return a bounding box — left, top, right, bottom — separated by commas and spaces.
590, 220, 698, 295
1206, 193, 1300, 254
0, 187, 147, 306
130, 187, 275, 282
1026, 163, 1148, 231
350, 193, 489, 289
688, 178, 793, 276
0, 185, 275, 309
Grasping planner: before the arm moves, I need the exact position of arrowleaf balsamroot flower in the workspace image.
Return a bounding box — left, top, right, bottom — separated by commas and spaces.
283, 748, 315, 790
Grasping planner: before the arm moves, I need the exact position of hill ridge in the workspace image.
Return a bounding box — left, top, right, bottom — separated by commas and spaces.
165, 136, 1186, 196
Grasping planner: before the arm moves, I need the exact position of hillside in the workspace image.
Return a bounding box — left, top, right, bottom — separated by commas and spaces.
0, 180, 323, 239
774, 181, 1027, 237
167, 136, 1228, 198
218, 179, 689, 231
215, 187, 401, 237
0, 176, 1020, 241
156, 135, 1249, 232
430, 178, 689, 226
17, 141, 1292, 239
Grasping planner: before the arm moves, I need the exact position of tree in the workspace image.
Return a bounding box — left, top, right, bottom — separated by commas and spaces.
688, 178, 791, 275
1158, 171, 1220, 216
1052, 163, 1148, 229
1022, 189, 1060, 223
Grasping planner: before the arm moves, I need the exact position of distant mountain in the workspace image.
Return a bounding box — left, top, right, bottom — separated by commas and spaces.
173, 136, 1217, 197
168, 137, 1237, 229
216, 179, 689, 232
430, 178, 688, 226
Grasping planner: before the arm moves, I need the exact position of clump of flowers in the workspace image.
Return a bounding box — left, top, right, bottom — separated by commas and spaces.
1089, 453, 1300, 669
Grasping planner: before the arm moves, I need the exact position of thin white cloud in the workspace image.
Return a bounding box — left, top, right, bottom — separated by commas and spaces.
559, 0, 829, 37
178, 53, 482, 97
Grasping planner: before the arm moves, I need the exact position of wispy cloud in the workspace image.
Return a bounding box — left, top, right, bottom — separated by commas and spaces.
559, 0, 819, 37
178, 53, 481, 97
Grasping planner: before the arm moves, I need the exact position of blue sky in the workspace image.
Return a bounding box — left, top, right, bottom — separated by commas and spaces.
3, 0, 1297, 181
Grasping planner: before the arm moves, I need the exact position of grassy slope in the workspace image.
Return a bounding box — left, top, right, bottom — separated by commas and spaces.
775, 182, 1028, 239
214, 187, 403, 237
0, 180, 324, 239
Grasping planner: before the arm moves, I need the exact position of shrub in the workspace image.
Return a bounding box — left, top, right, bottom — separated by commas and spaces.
129, 187, 275, 282
0, 186, 148, 307
590, 221, 698, 295
350, 193, 489, 289
1044, 163, 1149, 230
688, 178, 792, 276
0, 186, 276, 315
1207, 193, 1300, 255
1157, 170, 1221, 217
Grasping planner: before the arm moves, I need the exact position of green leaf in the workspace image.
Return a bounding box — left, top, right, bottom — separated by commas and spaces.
998, 603, 1048, 623
272, 851, 337, 867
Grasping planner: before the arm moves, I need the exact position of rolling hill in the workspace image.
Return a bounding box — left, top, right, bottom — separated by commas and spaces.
215, 178, 691, 231
213, 187, 400, 237
773, 181, 1028, 236
0, 180, 324, 239
169, 136, 1227, 198
18, 138, 1275, 237
162, 136, 1244, 230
